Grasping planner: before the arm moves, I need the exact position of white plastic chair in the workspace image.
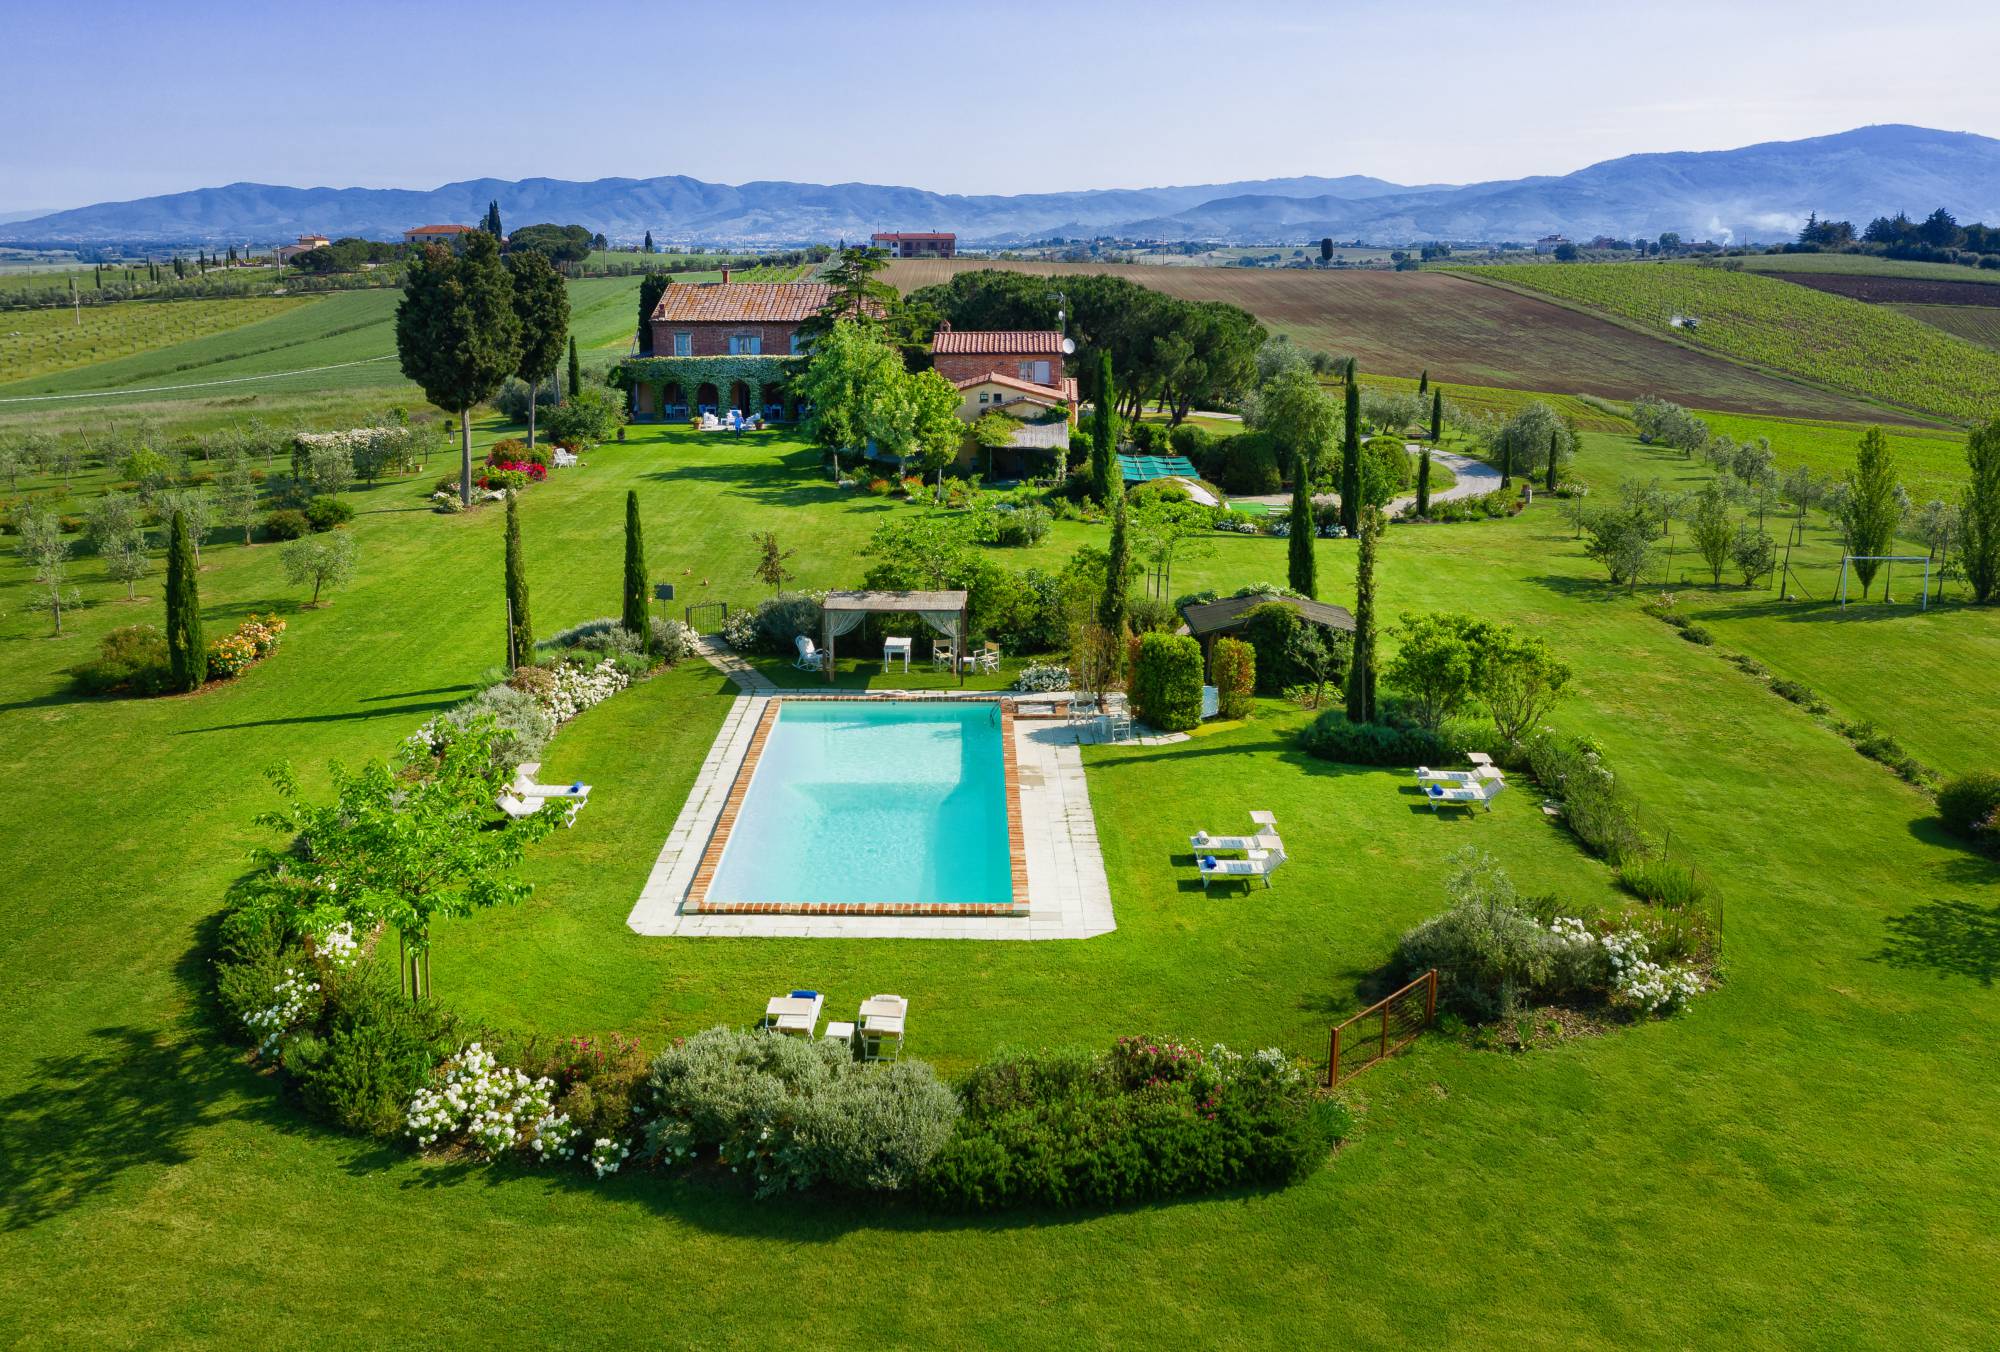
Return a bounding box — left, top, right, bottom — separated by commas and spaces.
794, 635, 825, 671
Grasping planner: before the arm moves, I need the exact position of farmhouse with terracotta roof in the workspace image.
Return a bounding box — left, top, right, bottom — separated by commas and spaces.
871, 231, 955, 258
932, 323, 1077, 474
623, 273, 845, 421
402, 223, 480, 245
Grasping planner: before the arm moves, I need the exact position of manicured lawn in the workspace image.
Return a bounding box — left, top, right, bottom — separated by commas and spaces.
1, 419, 1996, 1346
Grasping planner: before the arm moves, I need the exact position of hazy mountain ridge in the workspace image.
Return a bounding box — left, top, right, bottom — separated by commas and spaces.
6, 125, 1997, 247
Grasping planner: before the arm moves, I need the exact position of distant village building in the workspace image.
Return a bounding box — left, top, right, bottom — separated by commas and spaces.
275, 234, 330, 263
402, 224, 480, 246
870, 231, 956, 259
1533, 234, 1570, 255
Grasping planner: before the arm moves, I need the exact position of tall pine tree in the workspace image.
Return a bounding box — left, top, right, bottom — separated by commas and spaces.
165, 510, 205, 691
1287, 452, 1317, 598
505, 250, 569, 450
397, 232, 521, 506
1339, 374, 1361, 534
622, 490, 648, 640
1344, 507, 1380, 724
1090, 350, 1120, 504
504, 493, 533, 667
1099, 495, 1131, 632
484, 200, 503, 237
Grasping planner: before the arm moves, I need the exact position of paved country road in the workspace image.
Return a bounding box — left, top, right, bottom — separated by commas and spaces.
1228, 445, 1501, 515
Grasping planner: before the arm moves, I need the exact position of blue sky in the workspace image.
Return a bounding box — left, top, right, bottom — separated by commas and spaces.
6, 0, 1998, 212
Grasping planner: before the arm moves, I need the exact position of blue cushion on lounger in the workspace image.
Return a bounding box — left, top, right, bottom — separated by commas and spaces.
1201, 855, 1217, 869
790, 990, 817, 999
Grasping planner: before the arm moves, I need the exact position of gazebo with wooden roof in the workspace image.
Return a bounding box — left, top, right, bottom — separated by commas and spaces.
1177, 593, 1356, 669
820, 590, 971, 684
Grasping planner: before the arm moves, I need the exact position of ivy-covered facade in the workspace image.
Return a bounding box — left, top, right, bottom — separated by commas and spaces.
611, 355, 806, 422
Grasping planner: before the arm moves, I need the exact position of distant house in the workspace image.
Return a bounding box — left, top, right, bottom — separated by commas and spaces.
933, 325, 1077, 475
627, 275, 838, 420
403, 224, 480, 246
275, 234, 330, 263
871, 231, 955, 259
1533, 234, 1570, 255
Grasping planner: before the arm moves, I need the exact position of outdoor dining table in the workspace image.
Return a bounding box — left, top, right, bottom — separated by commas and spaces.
882, 636, 912, 672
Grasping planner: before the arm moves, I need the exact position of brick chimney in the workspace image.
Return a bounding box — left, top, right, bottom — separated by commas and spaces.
721, 266, 730, 284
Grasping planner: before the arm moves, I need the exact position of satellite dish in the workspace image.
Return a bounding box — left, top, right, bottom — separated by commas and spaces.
1061, 337, 1076, 355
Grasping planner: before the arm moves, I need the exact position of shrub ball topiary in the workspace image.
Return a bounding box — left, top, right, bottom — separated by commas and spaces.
304, 495, 355, 532
1938, 771, 2000, 847
262, 508, 310, 541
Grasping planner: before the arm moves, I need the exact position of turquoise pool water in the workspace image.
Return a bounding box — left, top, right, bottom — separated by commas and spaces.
706, 700, 1011, 908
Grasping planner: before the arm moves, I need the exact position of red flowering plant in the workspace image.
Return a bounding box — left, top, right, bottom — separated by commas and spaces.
1109, 1036, 1222, 1096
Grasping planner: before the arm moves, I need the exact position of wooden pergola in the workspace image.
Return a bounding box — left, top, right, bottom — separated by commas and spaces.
820, 590, 970, 685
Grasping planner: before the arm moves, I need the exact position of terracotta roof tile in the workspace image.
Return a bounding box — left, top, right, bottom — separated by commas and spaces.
407, 224, 476, 235
650, 282, 836, 324
932, 329, 1064, 355
950, 371, 1070, 401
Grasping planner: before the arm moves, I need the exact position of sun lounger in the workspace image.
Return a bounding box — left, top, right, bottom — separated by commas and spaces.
1191, 811, 1280, 854
497, 792, 582, 827
513, 763, 591, 799
1415, 765, 1504, 787
858, 994, 908, 1060
1197, 846, 1287, 890
764, 990, 824, 1037
1425, 778, 1507, 813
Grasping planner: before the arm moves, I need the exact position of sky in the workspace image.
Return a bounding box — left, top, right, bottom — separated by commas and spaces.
6, 0, 2000, 213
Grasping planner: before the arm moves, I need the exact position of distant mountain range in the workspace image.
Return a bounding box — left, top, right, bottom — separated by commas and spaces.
6, 125, 1998, 249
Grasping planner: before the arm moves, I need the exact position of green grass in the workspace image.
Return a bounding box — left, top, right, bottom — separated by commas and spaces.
1456, 263, 2000, 424
0, 295, 309, 382
1738, 252, 2000, 285
1685, 409, 1974, 503
1, 421, 1998, 1346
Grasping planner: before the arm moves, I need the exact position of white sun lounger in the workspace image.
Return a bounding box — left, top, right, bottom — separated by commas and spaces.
1190, 810, 1279, 854
513, 763, 591, 799
497, 792, 582, 826
1197, 846, 1287, 890
1426, 778, 1507, 814
764, 990, 824, 1037
1415, 765, 1504, 787
858, 994, 908, 1060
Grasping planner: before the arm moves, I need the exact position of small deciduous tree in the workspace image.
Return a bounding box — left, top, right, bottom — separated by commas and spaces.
281, 529, 358, 607
751, 528, 796, 596
1386, 611, 1479, 731
1731, 523, 1776, 587
1688, 479, 1735, 586
796, 318, 901, 478
165, 510, 204, 687
1838, 427, 1901, 597
1959, 418, 2000, 604
234, 719, 563, 1001
218, 445, 259, 545
1584, 509, 1656, 589
1474, 625, 1571, 745
15, 505, 80, 635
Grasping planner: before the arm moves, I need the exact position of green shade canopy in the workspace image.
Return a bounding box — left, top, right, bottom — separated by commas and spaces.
1117, 454, 1199, 482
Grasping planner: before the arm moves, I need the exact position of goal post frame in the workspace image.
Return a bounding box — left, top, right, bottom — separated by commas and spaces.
1837, 555, 1931, 609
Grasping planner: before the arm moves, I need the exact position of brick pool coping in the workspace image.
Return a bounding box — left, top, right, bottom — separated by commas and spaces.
684, 694, 1031, 917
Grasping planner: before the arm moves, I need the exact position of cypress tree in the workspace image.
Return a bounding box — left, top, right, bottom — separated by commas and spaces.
1344, 508, 1380, 724
1500, 436, 1514, 487
1339, 377, 1361, 534
1418, 369, 1429, 397
1099, 495, 1130, 632
504, 493, 533, 667
643, 229, 654, 254
165, 510, 205, 691
1545, 427, 1561, 492
1429, 388, 1442, 442
1287, 453, 1317, 598
1961, 417, 2000, 603
1090, 350, 1119, 504
567, 336, 581, 403
622, 489, 648, 639
1415, 447, 1433, 518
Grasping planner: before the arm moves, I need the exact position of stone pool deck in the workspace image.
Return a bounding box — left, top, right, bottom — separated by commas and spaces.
626, 691, 1118, 941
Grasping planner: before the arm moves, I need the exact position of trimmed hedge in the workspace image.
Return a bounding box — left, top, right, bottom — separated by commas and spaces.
1212, 636, 1255, 720
1299, 703, 1455, 767
1129, 632, 1203, 732
920, 1038, 1342, 1211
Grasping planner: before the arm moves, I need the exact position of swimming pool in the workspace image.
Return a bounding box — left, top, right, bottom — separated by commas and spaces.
695, 699, 1024, 914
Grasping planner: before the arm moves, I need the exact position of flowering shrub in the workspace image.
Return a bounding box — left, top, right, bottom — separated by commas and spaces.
206, 613, 286, 678
406, 1043, 579, 1162
1014, 660, 1071, 693
542, 658, 630, 725
1602, 929, 1704, 1013
648, 617, 698, 664
244, 968, 321, 1058
486, 460, 548, 483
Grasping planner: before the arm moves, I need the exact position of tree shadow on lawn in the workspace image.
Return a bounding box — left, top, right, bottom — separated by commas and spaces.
1874, 898, 2000, 987
1519, 573, 1641, 604
639, 457, 856, 509
175, 698, 466, 734
0, 1023, 280, 1232
1695, 596, 1958, 625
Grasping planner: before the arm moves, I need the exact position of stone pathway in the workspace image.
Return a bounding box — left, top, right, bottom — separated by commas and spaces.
692, 634, 776, 693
